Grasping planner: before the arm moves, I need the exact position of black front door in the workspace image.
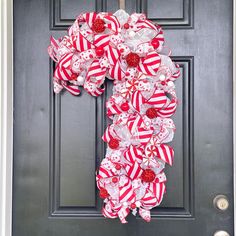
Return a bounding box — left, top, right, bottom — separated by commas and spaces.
13, 0, 234, 235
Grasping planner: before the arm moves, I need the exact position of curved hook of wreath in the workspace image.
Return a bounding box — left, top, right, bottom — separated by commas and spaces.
48, 9, 180, 223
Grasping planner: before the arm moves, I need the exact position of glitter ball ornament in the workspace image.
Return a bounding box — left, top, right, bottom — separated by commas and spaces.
108, 138, 120, 149
141, 169, 156, 182
146, 108, 158, 119
126, 52, 140, 67
92, 19, 106, 33
99, 188, 109, 199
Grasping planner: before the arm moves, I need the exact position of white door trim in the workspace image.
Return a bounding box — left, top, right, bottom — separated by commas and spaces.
0, 1, 235, 236
0, 0, 13, 236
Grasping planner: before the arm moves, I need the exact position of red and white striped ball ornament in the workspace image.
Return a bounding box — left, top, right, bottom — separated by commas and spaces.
48, 9, 180, 223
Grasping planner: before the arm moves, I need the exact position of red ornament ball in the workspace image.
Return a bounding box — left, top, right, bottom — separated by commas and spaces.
126, 52, 140, 67
141, 169, 156, 183
70, 73, 78, 80
92, 19, 106, 33
95, 46, 104, 57
120, 102, 129, 111
151, 38, 160, 49
108, 138, 120, 149
112, 177, 118, 183
124, 23, 130, 29
161, 81, 166, 86
115, 163, 121, 170
130, 203, 136, 209
99, 188, 109, 199
146, 107, 158, 119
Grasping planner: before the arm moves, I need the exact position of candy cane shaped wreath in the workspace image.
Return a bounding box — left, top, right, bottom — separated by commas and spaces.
48, 10, 180, 223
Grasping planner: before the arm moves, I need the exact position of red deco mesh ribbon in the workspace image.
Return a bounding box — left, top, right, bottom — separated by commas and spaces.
48, 9, 180, 223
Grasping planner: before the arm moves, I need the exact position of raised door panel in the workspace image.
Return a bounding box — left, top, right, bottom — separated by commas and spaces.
50, 0, 193, 29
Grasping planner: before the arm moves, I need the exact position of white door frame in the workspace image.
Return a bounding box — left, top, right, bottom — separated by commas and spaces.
0, 1, 235, 236
0, 0, 13, 236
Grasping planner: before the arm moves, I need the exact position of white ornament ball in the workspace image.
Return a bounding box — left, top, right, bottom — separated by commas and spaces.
167, 81, 174, 87
129, 30, 136, 37
159, 74, 166, 81
77, 76, 85, 85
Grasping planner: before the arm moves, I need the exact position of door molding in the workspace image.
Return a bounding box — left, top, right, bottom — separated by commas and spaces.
0, 0, 13, 236
0, 1, 235, 236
